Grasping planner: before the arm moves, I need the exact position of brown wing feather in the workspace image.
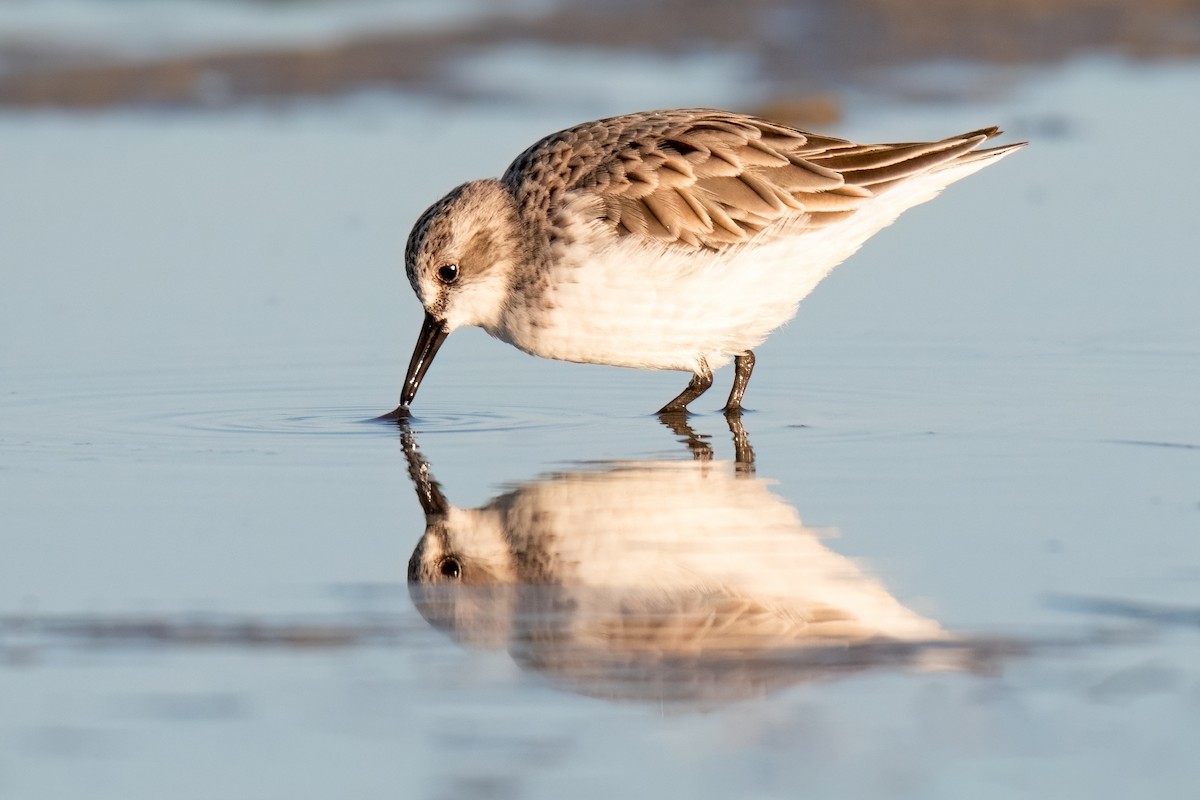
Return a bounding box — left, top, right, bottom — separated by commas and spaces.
503, 109, 1012, 252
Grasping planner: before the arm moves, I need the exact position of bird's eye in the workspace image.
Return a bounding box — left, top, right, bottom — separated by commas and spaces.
438, 557, 462, 579
437, 264, 459, 284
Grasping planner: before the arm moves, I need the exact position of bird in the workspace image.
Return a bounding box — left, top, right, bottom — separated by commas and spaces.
392, 108, 1024, 416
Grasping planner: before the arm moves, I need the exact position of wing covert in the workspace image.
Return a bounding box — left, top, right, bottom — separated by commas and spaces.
503, 109, 1003, 251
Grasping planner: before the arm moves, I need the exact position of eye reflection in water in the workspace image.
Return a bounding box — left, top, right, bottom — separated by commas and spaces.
400, 418, 980, 707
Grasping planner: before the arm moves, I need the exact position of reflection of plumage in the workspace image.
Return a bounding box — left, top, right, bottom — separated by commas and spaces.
407, 451, 962, 705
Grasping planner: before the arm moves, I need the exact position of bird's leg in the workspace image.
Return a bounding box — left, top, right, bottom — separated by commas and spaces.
722, 351, 756, 416
658, 360, 713, 415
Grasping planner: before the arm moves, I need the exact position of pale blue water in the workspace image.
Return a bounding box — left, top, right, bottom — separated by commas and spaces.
2, 54, 1199, 797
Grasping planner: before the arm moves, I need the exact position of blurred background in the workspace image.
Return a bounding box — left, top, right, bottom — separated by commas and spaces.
0, 0, 1195, 115
2, 0, 1198, 115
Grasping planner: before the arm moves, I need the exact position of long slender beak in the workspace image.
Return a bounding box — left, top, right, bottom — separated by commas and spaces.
400, 311, 450, 408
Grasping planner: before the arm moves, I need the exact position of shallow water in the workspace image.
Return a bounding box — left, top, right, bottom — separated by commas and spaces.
3, 56, 1200, 797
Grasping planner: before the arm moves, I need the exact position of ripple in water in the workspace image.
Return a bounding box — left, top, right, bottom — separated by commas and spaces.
365, 407, 589, 435
1, 376, 590, 465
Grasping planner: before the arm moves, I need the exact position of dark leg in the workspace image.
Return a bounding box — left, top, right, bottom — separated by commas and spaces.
723, 351, 756, 416
658, 360, 713, 415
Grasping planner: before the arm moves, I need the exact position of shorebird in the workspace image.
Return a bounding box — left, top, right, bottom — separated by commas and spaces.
392, 108, 1023, 415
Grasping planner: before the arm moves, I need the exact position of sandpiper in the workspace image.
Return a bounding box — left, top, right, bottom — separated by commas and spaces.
392, 108, 1023, 416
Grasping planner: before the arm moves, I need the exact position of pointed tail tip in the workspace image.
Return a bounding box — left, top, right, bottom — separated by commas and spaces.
964, 125, 1003, 140
959, 127, 1028, 152
980, 138, 1029, 159
976, 126, 1029, 152
960, 132, 1028, 167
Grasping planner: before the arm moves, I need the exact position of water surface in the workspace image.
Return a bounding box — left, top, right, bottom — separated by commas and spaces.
2, 55, 1199, 799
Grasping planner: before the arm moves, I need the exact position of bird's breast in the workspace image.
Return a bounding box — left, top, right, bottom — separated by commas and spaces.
492, 231, 843, 371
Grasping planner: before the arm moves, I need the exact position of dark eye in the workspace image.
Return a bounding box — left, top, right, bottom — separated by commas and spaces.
438, 557, 462, 579
437, 264, 459, 284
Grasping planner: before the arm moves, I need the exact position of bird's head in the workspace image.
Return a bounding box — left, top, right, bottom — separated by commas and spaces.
399, 179, 522, 408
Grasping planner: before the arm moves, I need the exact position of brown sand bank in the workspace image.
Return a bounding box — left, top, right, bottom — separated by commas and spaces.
1, 0, 1198, 111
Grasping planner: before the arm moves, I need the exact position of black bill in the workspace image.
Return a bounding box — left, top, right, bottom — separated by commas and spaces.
400, 311, 450, 408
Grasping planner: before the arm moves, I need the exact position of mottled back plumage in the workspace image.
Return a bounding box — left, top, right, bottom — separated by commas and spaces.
502, 108, 1016, 251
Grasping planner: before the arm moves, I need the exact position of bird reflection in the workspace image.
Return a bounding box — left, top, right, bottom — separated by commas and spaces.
401, 419, 970, 707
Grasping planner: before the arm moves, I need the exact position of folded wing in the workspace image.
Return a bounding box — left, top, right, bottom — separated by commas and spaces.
504, 109, 1022, 251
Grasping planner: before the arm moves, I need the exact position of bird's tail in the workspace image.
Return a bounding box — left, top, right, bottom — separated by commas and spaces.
936, 127, 1027, 172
